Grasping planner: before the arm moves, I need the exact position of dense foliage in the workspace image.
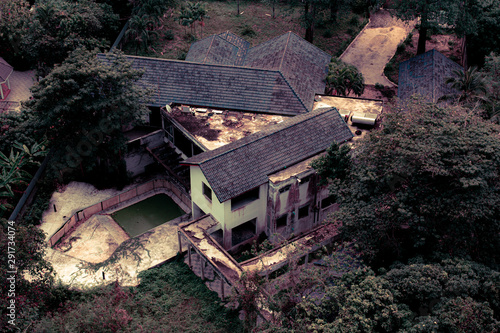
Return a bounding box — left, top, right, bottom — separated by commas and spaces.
325, 58, 365, 97
257, 256, 499, 332
0, 0, 119, 73
318, 98, 500, 267
0, 218, 54, 332
24, 48, 150, 186
33, 260, 243, 332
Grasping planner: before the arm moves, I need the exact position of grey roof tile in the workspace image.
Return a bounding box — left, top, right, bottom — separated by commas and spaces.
398, 49, 463, 102
113, 55, 308, 115
183, 107, 353, 202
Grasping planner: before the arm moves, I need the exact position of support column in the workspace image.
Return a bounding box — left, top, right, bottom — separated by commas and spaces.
188, 244, 192, 267
220, 275, 225, 300
178, 232, 183, 253
201, 259, 205, 280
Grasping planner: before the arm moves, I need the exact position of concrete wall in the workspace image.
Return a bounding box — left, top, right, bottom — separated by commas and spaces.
190, 165, 267, 250
267, 171, 337, 243
125, 130, 163, 177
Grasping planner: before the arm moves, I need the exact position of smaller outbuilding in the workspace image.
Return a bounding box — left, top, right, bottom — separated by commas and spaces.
398, 49, 463, 103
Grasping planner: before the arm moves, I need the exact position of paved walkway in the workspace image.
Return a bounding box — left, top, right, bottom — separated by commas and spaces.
340, 9, 416, 86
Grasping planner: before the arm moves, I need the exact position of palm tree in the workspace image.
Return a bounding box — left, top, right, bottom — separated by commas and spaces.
125, 15, 159, 55
176, 5, 194, 36
325, 58, 365, 97
0, 141, 46, 215
445, 66, 487, 103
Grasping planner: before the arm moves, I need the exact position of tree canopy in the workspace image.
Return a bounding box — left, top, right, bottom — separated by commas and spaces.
391, 0, 473, 55
317, 98, 500, 267
258, 256, 499, 332
0, 0, 119, 74
24, 48, 150, 186
325, 58, 365, 97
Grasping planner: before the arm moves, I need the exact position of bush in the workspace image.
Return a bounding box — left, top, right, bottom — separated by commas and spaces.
177, 51, 187, 60
240, 24, 256, 37
323, 30, 333, 38
164, 30, 174, 40
396, 42, 406, 53
349, 16, 359, 27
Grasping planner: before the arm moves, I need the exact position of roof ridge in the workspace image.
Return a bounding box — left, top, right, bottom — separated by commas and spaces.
185, 108, 336, 165
287, 31, 332, 59
121, 53, 293, 75
278, 32, 292, 72
202, 35, 217, 64
276, 71, 310, 112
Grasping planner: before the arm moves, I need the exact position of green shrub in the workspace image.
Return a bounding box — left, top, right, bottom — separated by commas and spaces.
349, 16, 359, 27
177, 51, 187, 60
240, 24, 256, 37
323, 30, 333, 38
164, 30, 174, 40
396, 42, 406, 53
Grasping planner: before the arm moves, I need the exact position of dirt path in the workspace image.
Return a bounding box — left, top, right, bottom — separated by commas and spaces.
340, 9, 415, 86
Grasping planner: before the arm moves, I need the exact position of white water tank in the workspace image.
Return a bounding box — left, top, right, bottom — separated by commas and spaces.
351, 112, 378, 126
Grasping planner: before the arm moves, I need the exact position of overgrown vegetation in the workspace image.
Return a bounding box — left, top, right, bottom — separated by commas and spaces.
121, 1, 369, 60
32, 260, 243, 332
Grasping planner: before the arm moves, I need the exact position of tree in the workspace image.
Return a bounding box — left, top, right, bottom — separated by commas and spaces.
324, 98, 500, 266
0, 141, 47, 216
481, 53, 500, 122
464, 0, 500, 66
22, 0, 119, 75
310, 141, 351, 185
125, 15, 159, 54
325, 58, 365, 97
443, 66, 487, 104
391, 0, 471, 55
24, 48, 150, 186
254, 255, 499, 332
0, 0, 32, 69
0, 218, 54, 332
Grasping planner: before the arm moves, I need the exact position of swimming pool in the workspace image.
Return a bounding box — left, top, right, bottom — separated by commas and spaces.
111, 194, 185, 237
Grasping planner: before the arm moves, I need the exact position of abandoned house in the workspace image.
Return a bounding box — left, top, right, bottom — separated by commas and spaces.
100, 31, 383, 252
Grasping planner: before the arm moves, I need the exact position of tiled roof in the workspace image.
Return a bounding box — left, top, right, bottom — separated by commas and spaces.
183, 107, 353, 202
398, 49, 463, 102
185, 32, 250, 66
244, 32, 331, 110
112, 55, 308, 115
187, 31, 331, 111
0, 57, 13, 83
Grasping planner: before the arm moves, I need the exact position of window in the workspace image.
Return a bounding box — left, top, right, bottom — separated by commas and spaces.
202, 182, 212, 201
298, 204, 310, 219
321, 195, 336, 208
279, 184, 291, 193
231, 187, 259, 210
300, 175, 312, 184
232, 218, 257, 246
276, 215, 287, 229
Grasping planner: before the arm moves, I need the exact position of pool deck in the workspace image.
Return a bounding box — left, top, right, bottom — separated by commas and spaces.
41, 181, 191, 289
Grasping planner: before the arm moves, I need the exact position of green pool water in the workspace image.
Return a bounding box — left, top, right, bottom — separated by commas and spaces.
111, 194, 185, 237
